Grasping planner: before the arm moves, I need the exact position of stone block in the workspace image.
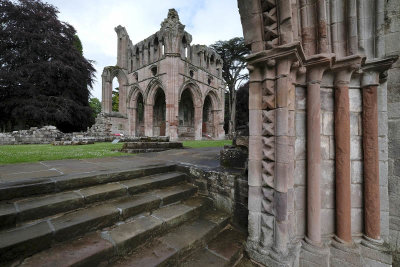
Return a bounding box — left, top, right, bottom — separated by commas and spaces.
351, 136, 362, 160
379, 137, 388, 161
248, 211, 261, 242
351, 160, 363, 184
295, 210, 306, 237
322, 112, 334, 136
388, 120, 400, 141
379, 161, 388, 186
380, 185, 389, 212
296, 112, 306, 136
330, 136, 335, 159
321, 136, 330, 160
296, 87, 306, 110
249, 110, 262, 136
321, 209, 334, 235
388, 102, 400, 119
295, 137, 306, 160
349, 89, 362, 112
378, 112, 388, 137
321, 89, 334, 112
378, 85, 387, 112
321, 183, 334, 209
295, 160, 306, 186
351, 184, 363, 208
321, 160, 334, 185
350, 112, 360, 136
248, 186, 262, 212
381, 211, 389, 242
294, 186, 306, 211
351, 208, 363, 234
248, 159, 262, 187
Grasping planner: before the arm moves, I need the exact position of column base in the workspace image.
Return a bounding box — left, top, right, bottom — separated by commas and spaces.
360, 236, 392, 266
330, 237, 362, 266
246, 241, 301, 267
299, 238, 330, 267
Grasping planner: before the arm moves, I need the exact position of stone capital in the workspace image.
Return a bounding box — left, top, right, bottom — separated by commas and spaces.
305, 53, 334, 83
246, 41, 306, 68
331, 55, 364, 84
360, 56, 399, 87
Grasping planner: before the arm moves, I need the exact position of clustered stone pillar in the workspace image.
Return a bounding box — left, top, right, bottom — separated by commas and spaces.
247, 65, 263, 245
194, 106, 202, 140
306, 60, 330, 246
362, 71, 381, 241
333, 70, 352, 243
128, 107, 137, 136
144, 104, 153, 137
102, 79, 112, 113
273, 58, 292, 255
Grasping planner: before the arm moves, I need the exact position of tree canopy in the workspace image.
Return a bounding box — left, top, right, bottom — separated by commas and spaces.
211, 37, 250, 135
0, 0, 96, 132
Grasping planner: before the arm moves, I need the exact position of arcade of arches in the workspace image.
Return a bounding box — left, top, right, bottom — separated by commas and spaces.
100, 9, 225, 140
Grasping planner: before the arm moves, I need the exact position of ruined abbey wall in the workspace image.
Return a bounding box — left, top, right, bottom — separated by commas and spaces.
238, 0, 399, 266
100, 9, 225, 140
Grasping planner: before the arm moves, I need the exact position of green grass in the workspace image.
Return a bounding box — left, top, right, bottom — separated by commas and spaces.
0, 142, 126, 165
182, 139, 232, 148
0, 140, 232, 165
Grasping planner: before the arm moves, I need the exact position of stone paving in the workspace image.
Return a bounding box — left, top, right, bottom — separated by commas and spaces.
0, 147, 223, 185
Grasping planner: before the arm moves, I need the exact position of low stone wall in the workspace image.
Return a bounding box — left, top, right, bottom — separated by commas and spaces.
0, 126, 63, 145
176, 164, 248, 231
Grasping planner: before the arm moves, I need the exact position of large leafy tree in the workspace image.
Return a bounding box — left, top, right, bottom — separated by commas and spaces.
211, 37, 249, 136
0, 0, 96, 132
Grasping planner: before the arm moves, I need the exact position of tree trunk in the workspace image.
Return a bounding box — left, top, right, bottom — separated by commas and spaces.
228, 87, 237, 136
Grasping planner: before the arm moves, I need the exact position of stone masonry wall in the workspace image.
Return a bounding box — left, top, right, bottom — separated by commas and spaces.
386, 0, 400, 263
294, 71, 390, 243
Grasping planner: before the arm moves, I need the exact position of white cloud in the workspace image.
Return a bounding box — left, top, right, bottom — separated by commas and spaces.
45, 0, 243, 100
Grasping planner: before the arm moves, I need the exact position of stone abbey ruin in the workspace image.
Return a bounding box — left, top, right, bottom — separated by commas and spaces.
101, 9, 225, 140
1, 1, 400, 267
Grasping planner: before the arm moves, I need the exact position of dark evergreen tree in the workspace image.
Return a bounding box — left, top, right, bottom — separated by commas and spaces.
211, 37, 250, 136
0, 0, 95, 132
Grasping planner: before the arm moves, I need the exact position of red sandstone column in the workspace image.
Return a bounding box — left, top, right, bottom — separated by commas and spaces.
194, 106, 202, 140
362, 84, 380, 240
334, 71, 352, 243
306, 63, 329, 246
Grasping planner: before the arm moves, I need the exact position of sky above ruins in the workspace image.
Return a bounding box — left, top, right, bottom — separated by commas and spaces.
46, 0, 243, 100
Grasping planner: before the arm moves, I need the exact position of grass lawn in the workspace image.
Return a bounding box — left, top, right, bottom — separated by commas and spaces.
0, 140, 232, 165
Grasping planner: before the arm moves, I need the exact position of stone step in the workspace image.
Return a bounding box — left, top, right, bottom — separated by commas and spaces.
18, 197, 215, 267
110, 209, 231, 267
0, 183, 198, 264
0, 171, 187, 230
0, 163, 176, 201
179, 226, 246, 266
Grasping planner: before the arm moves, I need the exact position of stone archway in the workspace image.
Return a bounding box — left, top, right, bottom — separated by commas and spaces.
202, 95, 214, 138
101, 67, 128, 114
178, 89, 195, 138
153, 88, 166, 136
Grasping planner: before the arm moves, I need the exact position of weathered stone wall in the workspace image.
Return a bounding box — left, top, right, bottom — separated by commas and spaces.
0, 126, 63, 145
386, 0, 400, 263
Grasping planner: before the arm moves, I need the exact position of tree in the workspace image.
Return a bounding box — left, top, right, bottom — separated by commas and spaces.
0, 0, 96, 132
89, 97, 101, 119
211, 37, 250, 136
112, 87, 119, 112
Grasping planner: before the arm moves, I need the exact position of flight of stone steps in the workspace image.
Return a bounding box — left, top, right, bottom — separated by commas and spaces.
0, 164, 245, 266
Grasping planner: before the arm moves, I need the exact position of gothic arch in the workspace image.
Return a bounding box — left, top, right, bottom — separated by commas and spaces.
102, 66, 128, 86
145, 78, 165, 106
203, 89, 221, 110
178, 81, 202, 108
127, 85, 144, 108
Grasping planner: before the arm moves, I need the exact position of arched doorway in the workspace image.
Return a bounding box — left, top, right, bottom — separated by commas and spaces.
178, 89, 194, 138
136, 93, 144, 136
153, 88, 166, 136
202, 95, 214, 137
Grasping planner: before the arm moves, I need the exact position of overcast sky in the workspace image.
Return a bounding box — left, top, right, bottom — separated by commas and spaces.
45, 0, 243, 100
